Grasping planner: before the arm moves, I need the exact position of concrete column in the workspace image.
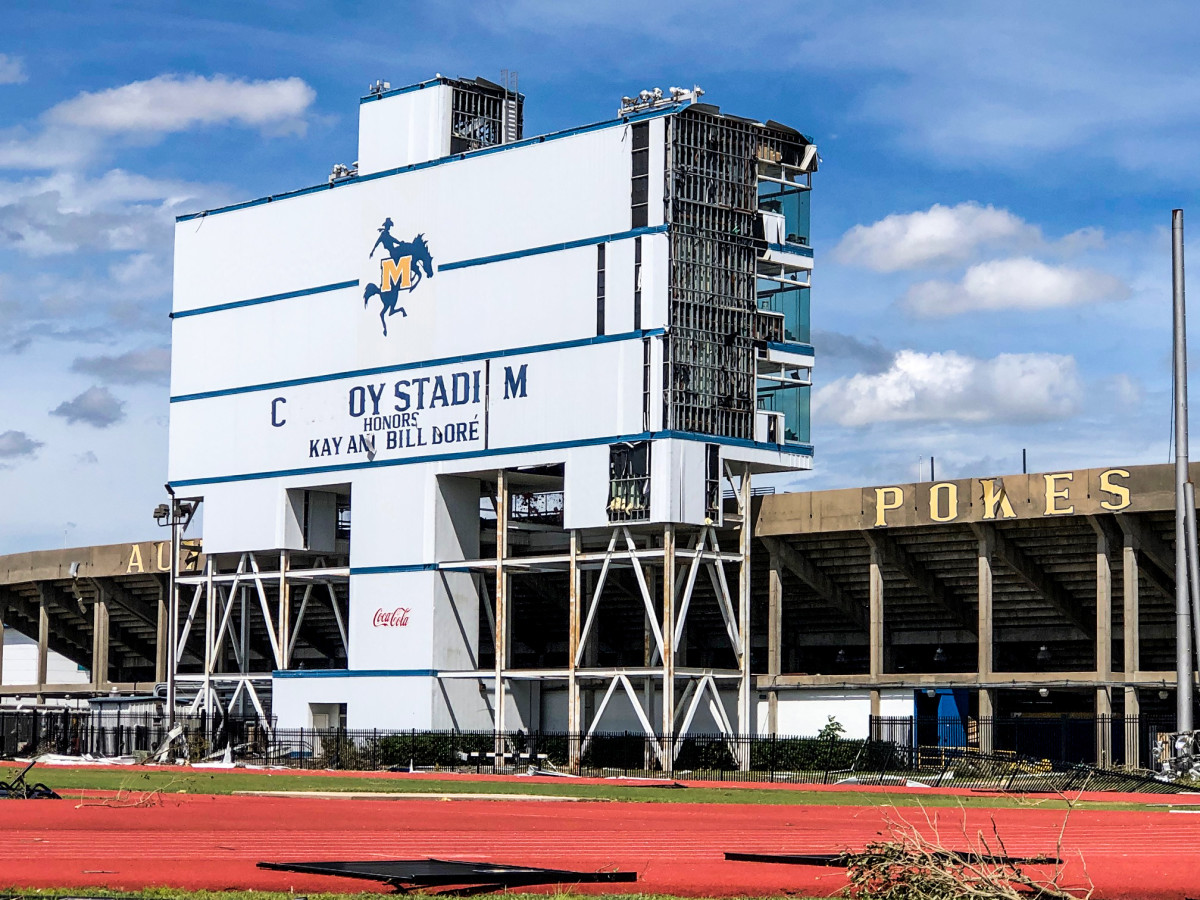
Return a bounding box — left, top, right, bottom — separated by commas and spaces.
1123, 533, 1142, 766
869, 542, 884, 717
155, 576, 169, 685
767, 551, 783, 735
567, 529, 581, 768
0, 598, 6, 686
1096, 527, 1113, 767
977, 529, 994, 752
92, 585, 110, 691
36, 588, 49, 698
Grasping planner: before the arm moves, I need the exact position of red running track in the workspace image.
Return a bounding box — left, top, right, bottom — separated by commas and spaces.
2, 793, 1199, 898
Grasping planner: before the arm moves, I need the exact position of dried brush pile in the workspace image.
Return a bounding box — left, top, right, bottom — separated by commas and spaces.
842, 808, 1091, 900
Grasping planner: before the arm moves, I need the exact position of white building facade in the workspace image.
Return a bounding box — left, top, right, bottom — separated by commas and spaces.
168, 77, 817, 749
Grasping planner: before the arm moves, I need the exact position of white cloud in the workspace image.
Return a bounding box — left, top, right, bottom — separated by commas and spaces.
0, 430, 42, 459
46, 74, 316, 135
903, 258, 1129, 317
832, 203, 1040, 272
814, 350, 1083, 426
72, 346, 170, 385
0, 54, 26, 85
50, 386, 126, 428
0, 169, 209, 256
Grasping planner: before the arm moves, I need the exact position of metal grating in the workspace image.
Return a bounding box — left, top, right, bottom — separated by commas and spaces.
664, 110, 762, 440
450, 79, 522, 153
663, 108, 815, 441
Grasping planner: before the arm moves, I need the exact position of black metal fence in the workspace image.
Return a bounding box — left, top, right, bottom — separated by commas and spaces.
871, 714, 1178, 770
0, 709, 1188, 793
0, 708, 263, 761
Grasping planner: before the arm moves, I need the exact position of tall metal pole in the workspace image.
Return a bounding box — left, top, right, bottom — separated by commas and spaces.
1173, 208, 1194, 731
166, 492, 180, 730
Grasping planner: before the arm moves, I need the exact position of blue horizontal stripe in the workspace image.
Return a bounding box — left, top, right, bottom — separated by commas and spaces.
274, 668, 437, 679
169, 430, 813, 488
170, 227, 665, 322
766, 341, 815, 356
441, 224, 667, 272
172, 280, 359, 320
765, 242, 814, 258
177, 106, 676, 223
170, 328, 665, 403
350, 564, 439, 575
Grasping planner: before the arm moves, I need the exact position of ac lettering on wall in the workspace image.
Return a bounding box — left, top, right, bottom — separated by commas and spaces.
125, 540, 203, 574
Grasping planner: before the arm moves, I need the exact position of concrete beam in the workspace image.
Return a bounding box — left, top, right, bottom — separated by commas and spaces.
1116, 513, 1175, 602
863, 530, 973, 633
757, 669, 1188, 690
971, 523, 1090, 633
762, 536, 868, 631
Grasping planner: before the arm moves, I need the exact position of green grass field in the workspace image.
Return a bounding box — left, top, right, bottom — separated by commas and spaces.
8, 763, 1189, 812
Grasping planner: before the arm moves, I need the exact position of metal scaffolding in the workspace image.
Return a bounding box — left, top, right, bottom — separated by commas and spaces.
175, 545, 348, 730
438, 463, 755, 771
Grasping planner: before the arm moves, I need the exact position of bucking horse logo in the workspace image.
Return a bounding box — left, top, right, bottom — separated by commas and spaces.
363, 218, 435, 336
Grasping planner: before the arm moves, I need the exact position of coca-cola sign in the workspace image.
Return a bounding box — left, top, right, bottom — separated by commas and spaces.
372, 607, 411, 627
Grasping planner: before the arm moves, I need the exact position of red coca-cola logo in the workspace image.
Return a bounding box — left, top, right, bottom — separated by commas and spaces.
372, 607, 411, 627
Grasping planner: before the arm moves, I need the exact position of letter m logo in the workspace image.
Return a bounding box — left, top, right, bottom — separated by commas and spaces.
381, 256, 413, 292
503, 364, 528, 399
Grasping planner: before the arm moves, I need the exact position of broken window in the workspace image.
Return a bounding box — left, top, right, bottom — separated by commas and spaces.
609, 441, 651, 522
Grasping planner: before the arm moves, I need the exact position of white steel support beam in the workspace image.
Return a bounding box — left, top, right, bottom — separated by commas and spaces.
279, 550, 291, 670
494, 470, 509, 757
567, 528, 581, 768
623, 527, 665, 660
582, 673, 664, 767
327, 582, 348, 656
662, 524, 676, 761
737, 465, 752, 751
574, 529, 619, 665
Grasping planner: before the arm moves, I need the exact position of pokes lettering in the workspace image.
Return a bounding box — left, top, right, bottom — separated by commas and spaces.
872, 469, 1132, 528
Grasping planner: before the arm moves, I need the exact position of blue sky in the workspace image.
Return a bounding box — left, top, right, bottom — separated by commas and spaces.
1, 1, 1197, 552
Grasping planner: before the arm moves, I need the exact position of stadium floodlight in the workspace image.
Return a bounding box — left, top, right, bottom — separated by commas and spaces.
154, 485, 202, 730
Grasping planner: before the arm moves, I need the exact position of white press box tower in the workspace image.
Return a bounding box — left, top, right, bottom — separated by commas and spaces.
169, 76, 817, 749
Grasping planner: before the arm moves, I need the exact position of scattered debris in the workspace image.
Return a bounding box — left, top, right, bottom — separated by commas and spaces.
1157, 730, 1200, 780
726, 849, 1063, 867
0, 759, 61, 799
257, 857, 637, 891
24, 753, 136, 766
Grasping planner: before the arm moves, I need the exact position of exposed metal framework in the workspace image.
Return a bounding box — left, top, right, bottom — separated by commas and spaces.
175, 545, 349, 730
449, 77, 523, 153
439, 463, 755, 771
664, 107, 815, 442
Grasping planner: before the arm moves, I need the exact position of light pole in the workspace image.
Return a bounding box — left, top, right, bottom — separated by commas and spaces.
154, 486, 199, 730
